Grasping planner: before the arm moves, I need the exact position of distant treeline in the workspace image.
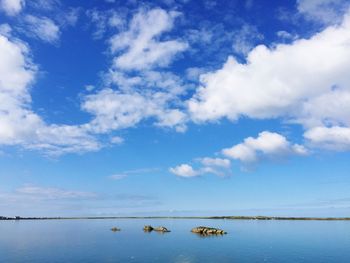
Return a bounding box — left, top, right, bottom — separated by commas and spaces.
1, 215, 350, 221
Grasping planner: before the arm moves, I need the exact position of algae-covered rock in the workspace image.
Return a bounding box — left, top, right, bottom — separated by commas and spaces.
191, 226, 227, 235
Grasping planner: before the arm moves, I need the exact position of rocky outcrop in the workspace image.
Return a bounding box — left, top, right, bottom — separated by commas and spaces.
143, 225, 170, 232
110, 227, 121, 232
191, 226, 227, 235
143, 225, 154, 232
154, 226, 171, 232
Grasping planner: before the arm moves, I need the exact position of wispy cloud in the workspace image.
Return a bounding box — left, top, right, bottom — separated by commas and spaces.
22, 15, 61, 44
110, 167, 160, 180
0, 185, 162, 216
109, 8, 188, 70
297, 0, 350, 25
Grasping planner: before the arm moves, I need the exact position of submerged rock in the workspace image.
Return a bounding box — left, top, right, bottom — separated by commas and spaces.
191, 226, 227, 235
110, 227, 121, 232
143, 225, 154, 232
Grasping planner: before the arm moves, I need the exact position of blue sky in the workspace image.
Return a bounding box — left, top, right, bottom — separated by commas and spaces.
1, 0, 350, 217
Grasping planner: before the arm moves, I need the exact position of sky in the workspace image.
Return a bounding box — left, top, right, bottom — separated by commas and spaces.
0, 0, 350, 217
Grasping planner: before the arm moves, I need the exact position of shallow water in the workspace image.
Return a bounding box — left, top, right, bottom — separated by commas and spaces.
0, 219, 349, 262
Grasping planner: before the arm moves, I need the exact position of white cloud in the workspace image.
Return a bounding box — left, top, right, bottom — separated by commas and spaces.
304, 126, 350, 151
82, 89, 186, 133
169, 164, 200, 177
188, 12, 350, 149
170, 157, 232, 178
222, 131, 308, 163
189, 13, 350, 123
23, 15, 60, 43
83, 69, 188, 133
199, 157, 231, 168
297, 88, 350, 128
0, 28, 102, 156
169, 131, 308, 176
297, 0, 350, 24
25, 124, 101, 156
0, 31, 38, 145
0, 0, 24, 16
110, 8, 188, 70
0, 8, 188, 156
82, 8, 190, 136
82, 90, 185, 138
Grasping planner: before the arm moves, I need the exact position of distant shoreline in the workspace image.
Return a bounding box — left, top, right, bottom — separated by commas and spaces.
1, 216, 350, 221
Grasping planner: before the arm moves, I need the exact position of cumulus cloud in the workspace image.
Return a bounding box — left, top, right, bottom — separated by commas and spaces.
0, 30, 38, 145
23, 15, 61, 43
189, 13, 350, 122
2, 4, 350, 158
189, 12, 350, 150
169, 164, 200, 177
109, 8, 188, 70
170, 157, 232, 178
170, 131, 308, 176
222, 131, 308, 163
0, 28, 101, 155
304, 126, 350, 151
0, 0, 24, 16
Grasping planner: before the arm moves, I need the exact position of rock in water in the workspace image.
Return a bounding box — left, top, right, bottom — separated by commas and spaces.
143, 225, 154, 232
110, 227, 121, 232
191, 226, 227, 235
154, 226, 171, 232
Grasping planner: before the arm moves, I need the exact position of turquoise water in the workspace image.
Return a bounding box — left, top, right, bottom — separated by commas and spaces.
0, 219, 350, 262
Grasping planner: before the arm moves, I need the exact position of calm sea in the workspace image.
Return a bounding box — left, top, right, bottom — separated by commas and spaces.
0, 219, 349, 262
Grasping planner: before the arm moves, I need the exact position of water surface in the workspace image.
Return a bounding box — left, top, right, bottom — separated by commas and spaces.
0, 219, 349, 262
